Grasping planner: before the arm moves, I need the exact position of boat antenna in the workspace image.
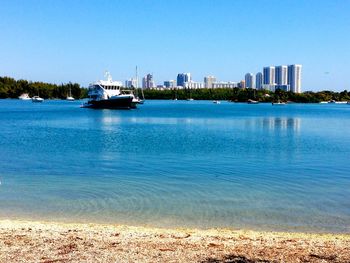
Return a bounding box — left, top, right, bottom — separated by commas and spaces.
105, 71, 112, 82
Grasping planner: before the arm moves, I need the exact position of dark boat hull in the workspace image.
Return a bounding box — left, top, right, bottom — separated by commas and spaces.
83, 96, 136, 109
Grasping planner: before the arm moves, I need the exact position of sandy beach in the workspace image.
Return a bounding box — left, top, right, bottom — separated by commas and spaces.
0, 220, 349, 262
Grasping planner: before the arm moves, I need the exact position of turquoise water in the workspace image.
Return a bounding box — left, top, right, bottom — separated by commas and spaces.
0, 99, 350, 233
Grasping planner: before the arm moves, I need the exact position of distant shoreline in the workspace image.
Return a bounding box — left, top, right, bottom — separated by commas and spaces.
1, 97, 349, 104
0, 219, 349, 262
2, 76, 350, 103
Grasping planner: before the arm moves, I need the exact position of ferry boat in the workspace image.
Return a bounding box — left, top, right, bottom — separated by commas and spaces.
82, 72, 137, 109
18, 93, 31, 100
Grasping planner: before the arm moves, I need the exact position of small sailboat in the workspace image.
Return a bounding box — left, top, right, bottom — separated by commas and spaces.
66, 87, 75, 101
173, 89, 178, 100
129, 66, 144, 105
187, 89, 194, 101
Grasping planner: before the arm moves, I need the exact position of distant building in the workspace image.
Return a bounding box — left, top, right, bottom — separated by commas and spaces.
255, 72, 263, 90
262, 84, 277, 92
275, 84, 290, 91
142, 74, 155, 89
184, 81, 204, 89
263, 66, 275, 85
275, 65, 288, 85
164, 80, 176, 89
125, 78, 137, 88
177, 73, 191, 87
288, 64, 302, 93
245, 73, 255, 89
204, 76, 216, 89
212, 82, 238, 89
239, 80, 246, 89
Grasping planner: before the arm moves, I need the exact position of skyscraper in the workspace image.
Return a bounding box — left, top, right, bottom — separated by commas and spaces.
204, 76, 216, 89
125, 78, 137, 88
164, 80, 176, 88
263, 66, 275, 85
142, 74, 155, 89
255, 72, 263, 90
275, 65, 288, 85
288, 64, 302, 93
245, 73, 255, 89
177, 73, 191, 87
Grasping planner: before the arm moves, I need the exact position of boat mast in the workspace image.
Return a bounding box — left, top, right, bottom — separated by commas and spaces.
136, 66, 145, 100
135, 66, 139, 98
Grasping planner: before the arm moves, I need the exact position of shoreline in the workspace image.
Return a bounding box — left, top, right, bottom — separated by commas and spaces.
1, 219, 349, 262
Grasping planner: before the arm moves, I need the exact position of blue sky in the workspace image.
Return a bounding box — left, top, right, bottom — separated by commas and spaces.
0, 0, 349, 91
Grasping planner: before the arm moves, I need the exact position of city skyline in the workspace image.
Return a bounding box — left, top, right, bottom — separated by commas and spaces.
0, 0, 349, 91
137, 64, 301, 93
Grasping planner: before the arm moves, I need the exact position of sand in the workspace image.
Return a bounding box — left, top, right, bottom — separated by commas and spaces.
0, 220, 349, 263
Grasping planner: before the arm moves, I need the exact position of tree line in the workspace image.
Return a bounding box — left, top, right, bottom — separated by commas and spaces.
142, 88, 350, 103
0, 76, 88, 99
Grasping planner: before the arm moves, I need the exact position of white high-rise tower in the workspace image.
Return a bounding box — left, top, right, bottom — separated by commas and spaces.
245, 73, 255, 89
288, 64, 302, 93
204, 76, 216, 89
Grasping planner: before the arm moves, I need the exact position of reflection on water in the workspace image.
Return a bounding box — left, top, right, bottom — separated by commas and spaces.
262, 117, 301, 133
245, 117, 301, 133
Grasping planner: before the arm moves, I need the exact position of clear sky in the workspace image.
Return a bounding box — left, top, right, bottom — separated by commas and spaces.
0, 0, 349, 91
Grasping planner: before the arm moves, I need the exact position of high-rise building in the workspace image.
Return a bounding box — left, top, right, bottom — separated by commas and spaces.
255, 72, 263, 90
239, 80, 246, 89
245, 73, 255, 89
142, 74, 155, 89
204, 76, 216, 89
125, 78, 137, 88
263, 66, 275, 85
177, 73, 191, 87
164, 80, 176, 89
275, 65, 288, 85
288, 64, 302, 93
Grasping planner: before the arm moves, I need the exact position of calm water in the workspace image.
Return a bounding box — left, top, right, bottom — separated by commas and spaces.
0, 99, 350, 233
